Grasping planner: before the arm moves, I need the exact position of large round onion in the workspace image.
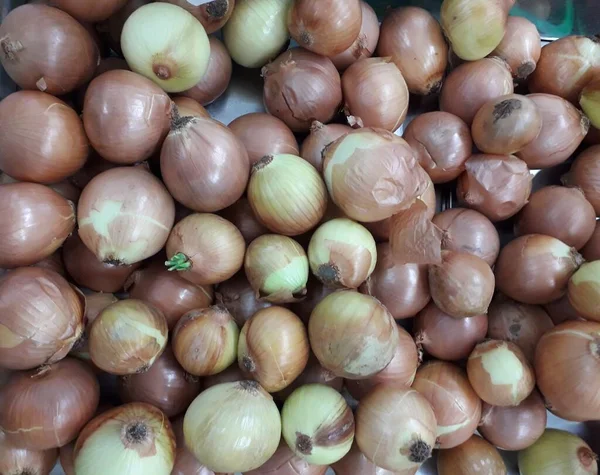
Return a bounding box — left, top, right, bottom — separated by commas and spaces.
0, 429, 58, 475
491, 16, 541, 80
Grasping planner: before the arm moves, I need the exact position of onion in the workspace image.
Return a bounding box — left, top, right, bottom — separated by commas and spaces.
78, 166, 175, 265
518, 429, 598, 475
568, 261, 600, 322
118, 346, 201, 417
220, 198, 269, 244
412, 361, 482, 449
0, 183, 75, 268
160, 0, 234, 33
0, 4, 99, 95
160, 115, 249, 212
281, 384, 354, 465
479, 389, 547, 451
51, 0, 128, 22
0, 358, 99, 450
437, 435, 507, 475
457, 154, 533, 222
290, 278, 336, 324
529, 35, 600, 104
403, 111, 472, 183
0, 91, 89, 183
0, 429, 58, 475
262, 48, 342, 132
171, 97, 210, 118
517, 93, 590, 168
69, 152, 118, 190
275, 352, 343, 400
322, 128, 429, 222
300, 122, 351, 172
331, 442, 400, 475
565, 145, 600, 215
184, 381, 281, 473
582, 222, 600, 261
467, 339, 535, 407
223, 0, 291, 68
287, 0, 362, 56
46, 180, 82, 204
74, 403, 176, 475
495, 234, 584, 304
308, 290, 398, 379
83, 70, 172, 164
170, 417, 219, 475
440, 57, 514, 125
516, 186, 596, 249
544, 294, 586, 325
246, 440, 328, 475
356, 386, 436, 472
202, 364, 245, 389
377, 6, 448, 95
491, 16, 541, 79
581, 77, 600, 129
84, 292, 118, 324
96, 0, 150, 56
216, 272, 274, 327
229, 113, 299, 166
32, 249, 66, 278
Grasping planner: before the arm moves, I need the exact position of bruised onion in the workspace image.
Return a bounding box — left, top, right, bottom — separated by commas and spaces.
0, 4, 99, 94
491, 16, 541, 79
568, 261, 600, 322
331, 442, 400, 475
262, 48, 342, 132
378, 6, 448, 95
582, 222, 600, 261
216, 272, 274, 327
246, 440, 328, 475
161, 0, 234, 34
0, 429, 57, 475
0, 183, 75, 268
171, 97, 209, 118
300, 122, 351, 172
437, 435, 507, 475
565, 145, 600, 215
581, 77, 600, 129
495, 234, 584, 304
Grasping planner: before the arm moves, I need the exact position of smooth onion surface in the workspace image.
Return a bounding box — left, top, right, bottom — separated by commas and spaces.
0, 429, 58, 475
437, 435, 507, 475
491, 16, 541, 79
52, 0, 128, 22
566, 145, 600, 215
300, 122, 352, 173
582, 222, 600, 261
172, 97, 210, 118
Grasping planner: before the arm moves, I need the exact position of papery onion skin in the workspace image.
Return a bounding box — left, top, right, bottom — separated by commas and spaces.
0, 183, 76, 268
582, 222, 600, 261
437, 435, 507, 475
566, 145, 600, 215
263, 48, 343, 133
51, 0, 128, 22
0, 91, 89, 183
495, 234, 584, 305
220, 198, 270, 244
246, 440, 328, 475
378, 7, 448, 95
161, 0, 234, 34
0, 429, 58, 475
479, 389, 547, 451
568, 261, 600, 322
78, 166, 175, 266
0, 358, 99, 450
216, 272, 274, 327
491, 16, 541, 79
457, 153, 532, 222
171, 97, 210, 118
0, 4, 99, 95
229, 113, 299, 166
331, 441, 400, 475
300, 121, 352, 173
581, 77, 600, 129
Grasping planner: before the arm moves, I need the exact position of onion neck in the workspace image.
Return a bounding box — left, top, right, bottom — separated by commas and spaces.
165, 253, 191, 272
122, 421, 151, 447
578, 446, 599, 470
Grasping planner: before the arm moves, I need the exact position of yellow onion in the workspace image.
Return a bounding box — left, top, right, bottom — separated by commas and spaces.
438, 435, 507, 475
568, 261, 600, 322
246, 440, 328, 475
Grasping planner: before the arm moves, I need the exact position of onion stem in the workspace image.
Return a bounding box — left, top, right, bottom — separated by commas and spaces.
165, 253, 191, 272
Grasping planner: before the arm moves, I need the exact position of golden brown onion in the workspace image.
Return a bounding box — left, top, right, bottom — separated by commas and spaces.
246, 440, 328, 475
171, 97, 210, 118
300, 121, 352, 172
0, 429, 58, 475
437, 435, 507, 475
161, 0, 234, 33
565, 145, 600, 215
568, 261, 600, 322
582, 221, 600, 261
491, 16, 541, 79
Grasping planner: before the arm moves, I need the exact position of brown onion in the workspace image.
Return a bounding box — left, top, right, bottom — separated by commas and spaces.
544, 294, 586, 325
457, 154, 532, 222
220, 198, 269, 244
332, 442, 400, 475
565, 145, 600, 215
215, 272, 274, 327
287, 0, 362, 56
78, 166, 175, 266
202, 364, 245, 390
246, 440, 328, 475
0, 4, 99, 95
403, 111, 472, 184
0, 183, 75, 268
429, 251, 495, 318
262, 48, 342, 133
582, 221, 600, 261
290, 278, 336, 324
0, 91, 89, 183
69, 152, 118, 189
517, 93, 590, 168
568, 261, 600, 322
535, 321, 600, 421
412, 361, 482, 449
172, 97, 210, 118
377, 6, 448, 95
440, 57, 514, 125
479, 389, 547, 451
495, 234, 584, 304
229, 113, 299, 166
32, 249, 66, 277
0, 429, 58, 475
53, 0, 129, 21
587, 125, 600, 145
581, 76, 600, 130
529, 35, 600, 104
125, 260, 214, 330
84, 292, 118, 324
83, 70, 171, 164
437, 435, 507, 475
161, 115, 249, 212
171, 417, 218, 475
161, 0, 234, 33
300, 121, 351, 172
491, 16, 541, 79
0, 358, 99, 450
118, 346, 201, 417
97, 0, 150, 55
515, 186, 597, 249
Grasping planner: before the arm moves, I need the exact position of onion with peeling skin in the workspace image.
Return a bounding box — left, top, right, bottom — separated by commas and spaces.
301, 122, 352, 173
161, 0, 235, 34
172, 97, 210, 118
582, 222, 600, 261
216, 272, 274, 327
0, 427, 58, 475
246, 440, 328, 475
565, 145, 600, 215
437, 435, 507, 475
491, 16, 541, 79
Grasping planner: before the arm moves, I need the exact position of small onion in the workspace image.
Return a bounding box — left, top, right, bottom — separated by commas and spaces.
184, 381, 281, 473
78, 166, 175, 266
0, 183, 75, 268
377, 6, 448, 95
161, 0, 234, 34
290, 278, 336, 324
262, 48, 342, 133
412, 361, 482, 449
356, 386, 436, 472
440, 57, 514, 125
275, 352, 343, 400
581, 77, 600, 129
165, 213, 245, 285
0, 430, 58, 475
171, 305, 239, 376
0, 358, 99, 450
308, 290, 399, 379
467, 339, 535, 407
246, 440, 328, 475
479, 389, 547, 451
220, 198, 270, 244
216, 272, 274, 327
281, 384, 354, 465
0, 4, 99, 95
544, 294, 586, 325
568, 261, 600, 322
495, 234, 584, 304
582, 221, 600, 261
229, 113, 299, 165
491, 16, 541, 79
437, 435, 507, 475
300, 121, 352, 172
331, 442, 400, 475
171, 97, 210, 118
565, 145, 600, 215
89, 299, 168, 375
457, 154, 532, 222
74, 403, 176, 475
170, 417, 219, 475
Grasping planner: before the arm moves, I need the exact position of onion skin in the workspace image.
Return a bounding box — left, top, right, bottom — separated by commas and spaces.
479, 389, 547, 451
0, 4, 99, 95
300, 122, 352, 173
565, 145, 600, 215
51, 0, 128, 22
491, 16, 541, 79
437, 435, 507, 475
246, 440, 328, 475
544, 294, 586, 325
331, 442, 400, 475
172, 97, 210, 118
0, 428, 58, 475
171, 417, 219, 475
568, 261, 600, 322
0, 91, 89, 183
582, 222, 600, 261
581, 77, 600, 130
216, 272, 274, 327
0, 358, 99, 450
378, 7, 448, 95
0, 183, 76, 268
161, 0, 235, 34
